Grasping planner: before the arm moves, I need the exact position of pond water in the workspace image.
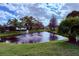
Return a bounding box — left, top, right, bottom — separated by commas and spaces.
0, 32, 67, 44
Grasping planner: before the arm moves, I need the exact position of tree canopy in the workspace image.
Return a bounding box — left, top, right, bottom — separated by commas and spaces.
58, 11, 79, 43
48, 15, 57, 31
67, 11, 79, 18
58, 17, 79, 37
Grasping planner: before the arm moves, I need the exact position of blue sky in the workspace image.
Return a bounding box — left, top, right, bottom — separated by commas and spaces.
0, 3, 79, 26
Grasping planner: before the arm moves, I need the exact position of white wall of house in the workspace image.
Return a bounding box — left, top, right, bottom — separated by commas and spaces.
16, 27, 27, 30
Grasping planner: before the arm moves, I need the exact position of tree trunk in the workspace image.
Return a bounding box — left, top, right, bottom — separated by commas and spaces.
68, 36, 76, 44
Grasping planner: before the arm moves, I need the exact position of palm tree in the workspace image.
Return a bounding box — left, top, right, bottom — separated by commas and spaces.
7, 18, 19, 31
7, 18, 18, 27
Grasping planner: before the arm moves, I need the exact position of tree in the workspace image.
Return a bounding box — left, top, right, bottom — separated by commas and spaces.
49, 15, 57, 31
0, 25, 5, 33
58, 17, 79, 43
67, 11, 79, 18
20, 16, 33, 30
31, 19, 44, 30
20, 16, 44, 30
7, 18, 18, 27
7, 18, 19, 31
58, 10, 79, 44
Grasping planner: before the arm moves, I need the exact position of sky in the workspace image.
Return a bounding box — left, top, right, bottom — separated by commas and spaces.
0, 3, 79, 26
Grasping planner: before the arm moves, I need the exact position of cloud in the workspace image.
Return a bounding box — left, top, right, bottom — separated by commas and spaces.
0, 10, 16, 24
0, 3, 67, 26
61, 3, 79, 17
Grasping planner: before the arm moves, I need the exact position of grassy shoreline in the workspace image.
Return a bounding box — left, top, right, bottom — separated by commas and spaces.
0, 29, 55, 38
0, 41, 78, 56
0, 31, 25, 38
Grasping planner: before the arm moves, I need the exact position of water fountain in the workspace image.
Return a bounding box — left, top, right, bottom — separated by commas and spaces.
25, 24, 29, 33
5, 40, 10, 43
26, 30, 29, 33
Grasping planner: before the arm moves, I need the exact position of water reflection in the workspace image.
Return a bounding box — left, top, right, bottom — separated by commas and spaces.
0, 32, 67, 44
49, 33, 58, 41
1, 37, 18, 43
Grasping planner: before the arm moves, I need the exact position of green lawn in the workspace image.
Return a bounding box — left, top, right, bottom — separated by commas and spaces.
0, 41, 79, 56
29, 29, 56, 33
0, 29, 55, 37
29, 29, 45, 33
0, 31, 25, 38
0, 29, 45, 37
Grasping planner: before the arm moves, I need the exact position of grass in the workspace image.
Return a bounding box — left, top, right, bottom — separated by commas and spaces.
0, 41, 79, 56
0, 29, 56, 37
0, 31, 25, 38
29, 29, 57, 33
29, 29, 45, 33
0, 29, 45, 37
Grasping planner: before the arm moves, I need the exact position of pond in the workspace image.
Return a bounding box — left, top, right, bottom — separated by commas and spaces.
0, 32, 67, 44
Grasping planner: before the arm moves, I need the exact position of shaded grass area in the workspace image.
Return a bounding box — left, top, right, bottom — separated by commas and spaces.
0, 41, 79, 56
0, 31, 25, 38
29, 29, 57, 33
29, 29, 45, 33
